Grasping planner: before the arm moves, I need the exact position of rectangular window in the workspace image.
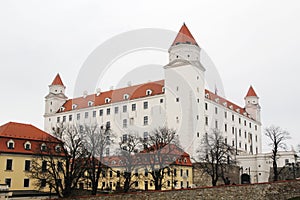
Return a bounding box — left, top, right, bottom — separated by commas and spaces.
167, 181, 170, 187
105, 148, 110, 156
143, 101, 148, 109
41, 179, 46, 187
143, 132, 149, 141
215, 107, 218, 114
186, 169, 189, 177
123, 119, 127, 128
132, 103, 136, 111
24, 179, 30, 187
6, 159, 12, 170
117, 170, 120, 177
69, 115, 72, 121
99, 109, 103, 116
57, 117, 60, 123
245, 144, 247, 151
232, 127, 235, 134
144, 116, 148, 126
232, 114, 234, 121
239, 142, 242, 148
122, 134, 128, 142
215, 120, 218, 129
107, 108, 110, 115
93, 110, 96, 117
176, 97, 179, 102
5, 178, 11, 188
224, 111, 227, 118
244, 120, 247, 126
239, 129, 241, 137
85, 112, 89, 118
57, 161, 63, 172
76, 113, 80, 120
205, 117, 208, 126
160, 99, 163, 103
232, 140, 235, 146
255, 135, 258, 142
249, 122, 252, 128
180, 169, 183, 177
135, 181, 139, 187
225, 138, 227, 144
174, 169, 177, 177
123, 105, 127, 113
145, 169, 148, 177
245, 131, 247, 139
114, 107, 119, 114
25, 160, 30, 171
106, 121, 110, 128
205, 103, 208, 110
239, 118, 241, 124
42, 161, 47, 172
62, 116, 66, 122
255, 125, 257, 131
225, 124, 227, 132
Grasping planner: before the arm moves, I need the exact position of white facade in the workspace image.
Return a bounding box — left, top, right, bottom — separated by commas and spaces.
236, 151, 298, 183
43, 24, 262, 159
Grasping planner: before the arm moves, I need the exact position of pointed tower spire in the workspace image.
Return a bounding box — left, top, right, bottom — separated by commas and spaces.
51, 73, 64, 86
172, 23, 198, 46
245, 86, 258, 98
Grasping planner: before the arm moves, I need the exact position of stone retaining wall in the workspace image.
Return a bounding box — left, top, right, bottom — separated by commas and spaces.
73, 180, 300, 200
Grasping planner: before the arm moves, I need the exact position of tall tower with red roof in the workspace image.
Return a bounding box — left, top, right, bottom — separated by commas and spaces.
44, 74, 68, 118
164, 23, 205, 157
244, 86, 261, 122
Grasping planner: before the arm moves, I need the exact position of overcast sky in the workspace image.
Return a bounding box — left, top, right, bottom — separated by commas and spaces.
0, 0, 299, 152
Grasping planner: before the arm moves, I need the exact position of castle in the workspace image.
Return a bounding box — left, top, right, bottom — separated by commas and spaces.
43, 24, 262, 159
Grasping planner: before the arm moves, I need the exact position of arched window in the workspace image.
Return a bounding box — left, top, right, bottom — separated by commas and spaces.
105, 98, 111, 104
41, 143, 47, 152
123, 94, 129, 100
7, 139, 14, 149
55, 145, 61, 153
24, 141, 31, 150
146, 89, 152, 96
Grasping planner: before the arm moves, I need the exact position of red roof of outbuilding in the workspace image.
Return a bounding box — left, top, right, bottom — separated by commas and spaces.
172, 23, 198, 46
245, 86, 258, 98
51, 73, 64, 86
0, 122, 61, 155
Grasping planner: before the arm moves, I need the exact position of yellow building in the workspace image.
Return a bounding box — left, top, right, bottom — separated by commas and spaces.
0, 122, 61, 194
93, 144, 193, 191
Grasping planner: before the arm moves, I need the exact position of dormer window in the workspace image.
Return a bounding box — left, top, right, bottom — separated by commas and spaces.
223, 102, 227, 107
105, 98, 111, 104
162, 87, 165, 93
55, 145, 61, 153
7, 140, 14, 149
215, 98, 219, 103
88, 101, 94, 107
24, 141, 31, 150
146, 89, 152, 96
72, 104, 77, 110
205, 93, 209, 98
41, 143, 47, 152
229, 105, 233, 110
236, 108, 240, 113
59, 107, 65, 112
123, 94, 129, 100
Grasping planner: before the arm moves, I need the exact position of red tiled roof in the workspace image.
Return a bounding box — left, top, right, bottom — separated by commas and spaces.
51, 73, 64, 86
245, 86, 258, 98
205, 90, 253, 120
102, 144, 192, 167
0, 122, 61, 155
58, 80, 164, 113
172, 23, 198, 46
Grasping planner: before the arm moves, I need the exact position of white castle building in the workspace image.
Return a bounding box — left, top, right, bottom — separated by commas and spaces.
44, 24, 262, 159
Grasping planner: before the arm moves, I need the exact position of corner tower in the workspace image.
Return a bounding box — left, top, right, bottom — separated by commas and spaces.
244, 86, 261, 122
44, 74, 67, 116
164, 23, 205, 158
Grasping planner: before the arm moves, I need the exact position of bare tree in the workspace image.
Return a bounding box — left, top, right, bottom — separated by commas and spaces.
195, 129, 235, 186
84, 123, 113, 195
141, 127, 178, 190
265, 125, 291, 181
117, 132, 142, 192
30, 124, 89, 198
